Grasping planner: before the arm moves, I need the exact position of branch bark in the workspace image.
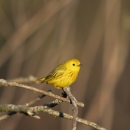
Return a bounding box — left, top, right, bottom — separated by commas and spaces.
63, 87, 78, 130
0, 79, 84, 107
0, 78, 106, 130
0, 90, 66, 121
0, 104, 106, 130
0, 94, 47, 120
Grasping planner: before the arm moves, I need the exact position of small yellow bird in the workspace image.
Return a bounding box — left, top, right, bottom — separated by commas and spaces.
36, 58, 82, 89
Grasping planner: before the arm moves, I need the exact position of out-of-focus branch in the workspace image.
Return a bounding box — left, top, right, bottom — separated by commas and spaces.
63, 87, 78, 130
0, 0, 75, 68
8, 76, 37, 83
0, 79, 84, 107
0, 104, 106, 130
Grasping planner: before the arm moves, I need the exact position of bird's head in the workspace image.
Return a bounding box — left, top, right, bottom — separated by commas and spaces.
65, 58, 82, 72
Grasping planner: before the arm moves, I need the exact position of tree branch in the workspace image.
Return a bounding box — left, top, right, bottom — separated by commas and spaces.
0, 93, 47, 120
0, 104, 106, 130
63, 87, 78, 130
0, 79, 84, 107
0, 78, 106, 130
7, 76, 37, 83
0, 90, 66, 121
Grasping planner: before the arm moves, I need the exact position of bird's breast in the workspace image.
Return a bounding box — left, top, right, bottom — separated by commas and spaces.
48, 70, 79, 88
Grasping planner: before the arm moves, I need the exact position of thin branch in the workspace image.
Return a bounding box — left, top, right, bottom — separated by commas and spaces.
0, 90, 66, 121
26, 94, 47, 106
43, 91, 67, 107
8, 76, 37, 83
0, 94, 47, 120
0, 79, 106, 130
0, 104, 106, 130
0, 79, 84, 107
63, 87, 78, 130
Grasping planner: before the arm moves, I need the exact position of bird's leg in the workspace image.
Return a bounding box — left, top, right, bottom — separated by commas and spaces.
61, 88, 67, 98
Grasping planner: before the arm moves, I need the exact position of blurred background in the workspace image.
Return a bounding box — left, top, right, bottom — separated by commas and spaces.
0, 0, 130, 130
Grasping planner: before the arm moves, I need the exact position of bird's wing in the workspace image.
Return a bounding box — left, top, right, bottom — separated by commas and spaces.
45, 63, 66, 81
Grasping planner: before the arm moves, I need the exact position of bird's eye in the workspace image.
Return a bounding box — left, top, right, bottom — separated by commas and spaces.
72, 64, 75, 66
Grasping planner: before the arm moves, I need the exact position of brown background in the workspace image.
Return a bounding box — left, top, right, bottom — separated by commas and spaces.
0, 0, 130, 130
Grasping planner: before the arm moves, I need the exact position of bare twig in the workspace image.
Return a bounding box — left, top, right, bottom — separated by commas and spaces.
0, 90, 66, 121
43, 91, 67, 107
0, 104, 106, 130
26, 94, 47, 106
8, 76, 37, 83
0, 79, 106, 130
0, 94, 47, 120
63, 87, 78, 130
0, 79, 84, 107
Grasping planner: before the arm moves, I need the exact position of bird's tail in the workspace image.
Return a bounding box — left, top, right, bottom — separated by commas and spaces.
35, 77, 45, 83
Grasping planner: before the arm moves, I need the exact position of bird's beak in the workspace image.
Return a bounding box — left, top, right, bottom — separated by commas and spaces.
78, 64, 82, 67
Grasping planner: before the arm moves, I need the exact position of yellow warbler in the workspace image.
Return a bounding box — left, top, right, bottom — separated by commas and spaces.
36, 58, 82, 89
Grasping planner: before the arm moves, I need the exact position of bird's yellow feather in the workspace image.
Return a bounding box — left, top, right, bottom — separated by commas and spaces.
36, 58, 81, 89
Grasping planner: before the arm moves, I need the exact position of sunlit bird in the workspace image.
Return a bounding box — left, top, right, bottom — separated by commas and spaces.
36, 58, 82, 89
